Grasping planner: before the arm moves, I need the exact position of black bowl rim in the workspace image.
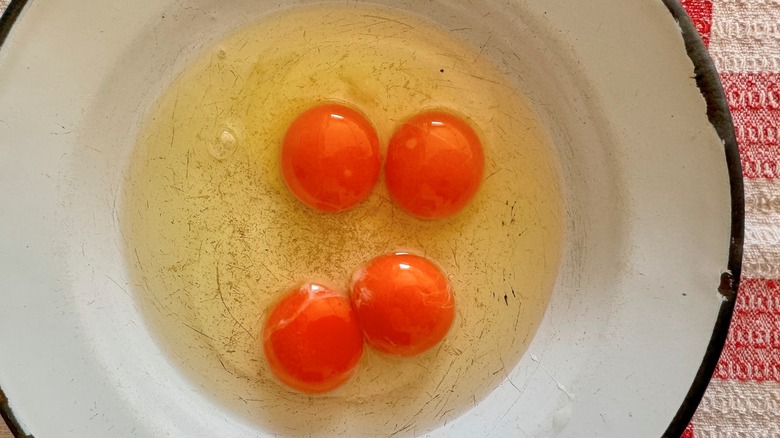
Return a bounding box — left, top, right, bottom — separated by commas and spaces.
0, 1, 745, 437
660, 0, 744, 436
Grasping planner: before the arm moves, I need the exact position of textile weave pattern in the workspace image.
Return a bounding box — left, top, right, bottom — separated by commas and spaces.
683, 0, 780, 436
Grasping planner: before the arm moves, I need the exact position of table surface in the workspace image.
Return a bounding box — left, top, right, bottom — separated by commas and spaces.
1, 0, 778, 436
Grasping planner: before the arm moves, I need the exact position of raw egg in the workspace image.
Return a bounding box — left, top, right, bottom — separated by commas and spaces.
350, 252, 455, 357
386, 111, 484, 219
281, 103, 381, 212
263, 282, 364, 393
126, 4, 564, 431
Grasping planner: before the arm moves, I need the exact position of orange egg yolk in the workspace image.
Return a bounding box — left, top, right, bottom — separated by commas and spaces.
281, 103, 381, 212
386, 111, 484, 219
350, 252, 455, 357
263, 282, 364, 393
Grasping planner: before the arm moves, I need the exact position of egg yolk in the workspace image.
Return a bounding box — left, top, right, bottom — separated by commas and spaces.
350, 252, 455, 357
385, 111, 484, 219
281, 103, 381, 212
263, 282, 364, 393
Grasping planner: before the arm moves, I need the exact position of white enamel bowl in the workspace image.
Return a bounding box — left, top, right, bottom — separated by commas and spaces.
0, 1, 742, 436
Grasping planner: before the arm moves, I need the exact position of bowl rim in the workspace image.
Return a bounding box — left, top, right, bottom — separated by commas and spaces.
0, 0, 745, 436
659, 1, 744, 436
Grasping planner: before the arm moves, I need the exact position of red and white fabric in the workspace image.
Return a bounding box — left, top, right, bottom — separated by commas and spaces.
681, 0, 780, 436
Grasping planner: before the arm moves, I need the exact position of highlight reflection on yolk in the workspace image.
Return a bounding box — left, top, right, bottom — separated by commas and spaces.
263, 282, 365, 393
350, 252, 455, 357
281, 103, 381, 213
386, 111, 484, 219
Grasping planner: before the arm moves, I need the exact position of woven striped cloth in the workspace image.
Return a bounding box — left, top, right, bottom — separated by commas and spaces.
681, 0, 780, 436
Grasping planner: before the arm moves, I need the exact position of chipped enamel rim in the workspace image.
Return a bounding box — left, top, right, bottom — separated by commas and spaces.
659, 2, 743, 436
